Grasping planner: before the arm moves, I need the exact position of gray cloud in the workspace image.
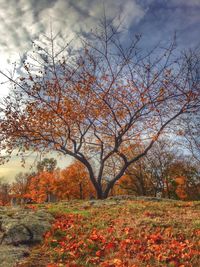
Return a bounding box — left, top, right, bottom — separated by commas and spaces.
169, 0, 200, 7
0, 0, 145, 62
0, 0, 146, 97
0, 0, 199, 72
131, 0, 200, 50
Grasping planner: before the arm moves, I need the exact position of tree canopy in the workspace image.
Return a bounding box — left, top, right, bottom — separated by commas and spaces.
0, 18, 200, 198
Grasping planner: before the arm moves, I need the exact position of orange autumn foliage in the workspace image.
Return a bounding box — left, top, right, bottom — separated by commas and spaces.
27, 171, 57, 203
175, 176, 188, 200
175, 176, 186, 186
42, 206, 200, 267
55, 161, 95, 200
15, 161, 95, 203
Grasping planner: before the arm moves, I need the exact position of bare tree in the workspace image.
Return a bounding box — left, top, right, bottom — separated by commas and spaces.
176, 49, 200, 163
37, 158, 57, 173
11, 172, 34, 200
181, 113, 200, 163
0, 178, 11, 205
119, 139, 177, 198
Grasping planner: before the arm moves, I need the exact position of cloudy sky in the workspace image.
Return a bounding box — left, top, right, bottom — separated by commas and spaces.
0, 0, 199, 181
0, 0, 199, 92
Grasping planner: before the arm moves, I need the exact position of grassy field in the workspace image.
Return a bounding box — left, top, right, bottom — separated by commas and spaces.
18, 198, 200, 267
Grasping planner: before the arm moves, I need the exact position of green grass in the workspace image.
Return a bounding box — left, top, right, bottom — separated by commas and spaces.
46, 201, 91, 217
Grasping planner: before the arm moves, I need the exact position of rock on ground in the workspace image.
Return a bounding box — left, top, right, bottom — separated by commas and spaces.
0, 207, 54, 267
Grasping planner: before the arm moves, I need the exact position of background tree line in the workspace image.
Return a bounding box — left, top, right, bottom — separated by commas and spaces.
0, 137, 199, 206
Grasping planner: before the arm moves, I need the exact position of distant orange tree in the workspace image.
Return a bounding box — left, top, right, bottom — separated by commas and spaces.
0, 17, 199, 199
113, 139, 200, 200
168, 160, 200, 200
10, 161, 94, 203
55, 161, 94, 200
27, 171, 57, 203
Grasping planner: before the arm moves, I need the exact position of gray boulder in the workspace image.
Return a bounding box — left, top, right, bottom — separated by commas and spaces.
0, 207, 54, 266
0, 208, 54, 245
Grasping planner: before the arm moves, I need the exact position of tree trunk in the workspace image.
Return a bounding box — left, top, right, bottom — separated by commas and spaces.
139, 177, 146, 196
165, 177, 171, 199
95, 185, 110, 199
96, 186, 104, 199
102, 182, 113, 199
79, 182, 83, 199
